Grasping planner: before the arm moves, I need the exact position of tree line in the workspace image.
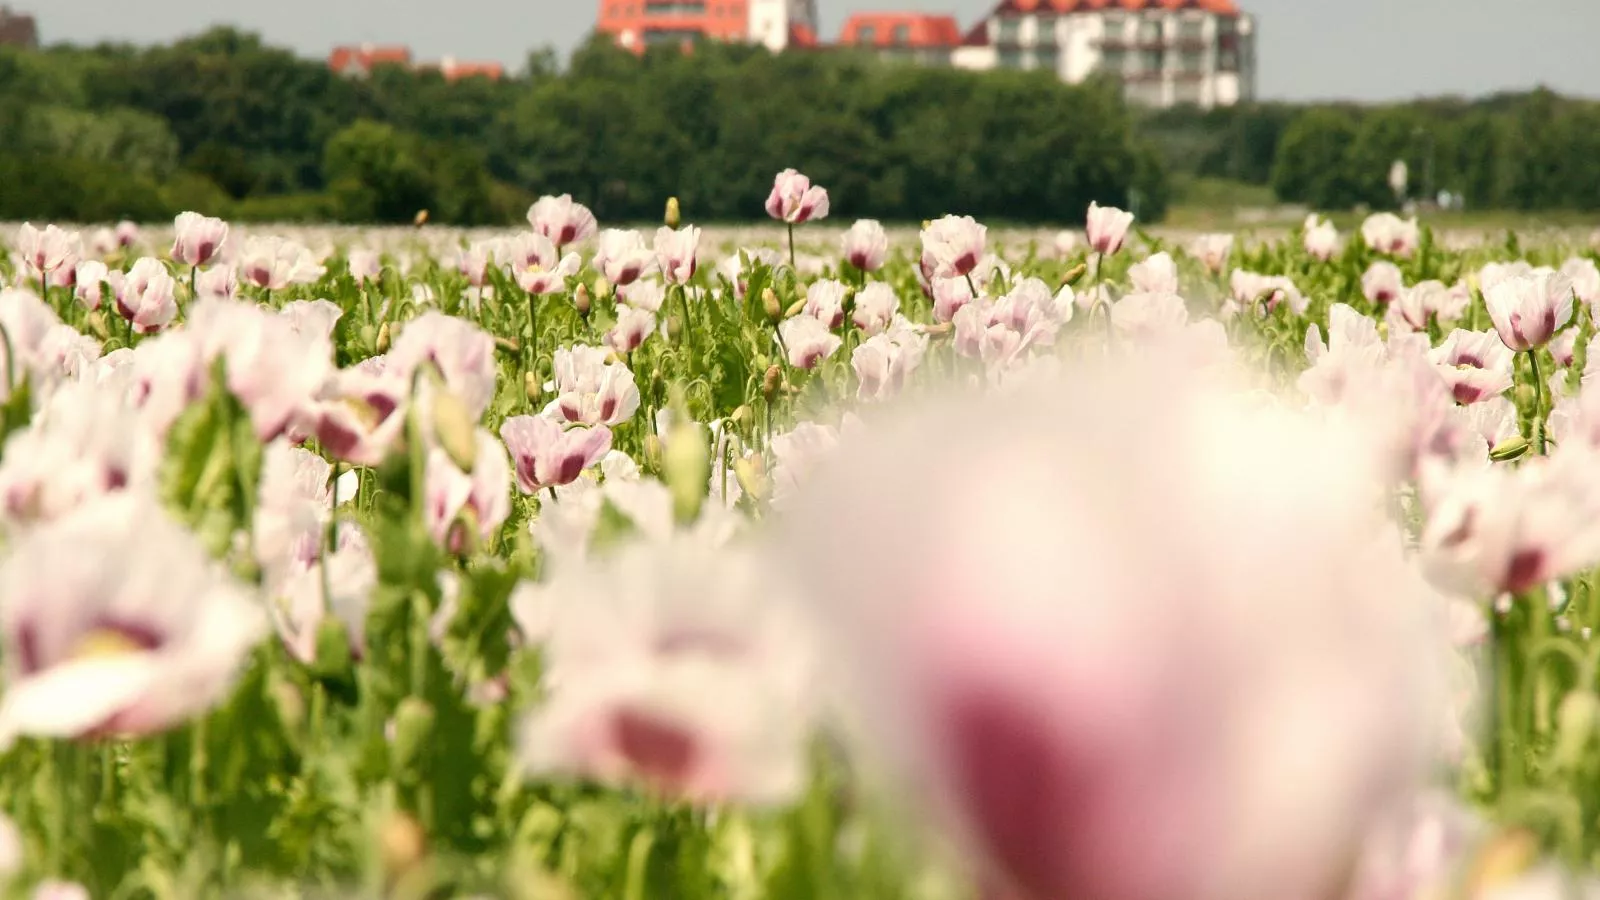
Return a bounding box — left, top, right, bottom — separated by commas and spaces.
1140, 90, 1600, 212
0, 27, 1596, 226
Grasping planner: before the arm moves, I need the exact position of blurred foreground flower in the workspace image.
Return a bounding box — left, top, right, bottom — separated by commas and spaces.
774, 354, 1449, 900
0, 493, 264, 748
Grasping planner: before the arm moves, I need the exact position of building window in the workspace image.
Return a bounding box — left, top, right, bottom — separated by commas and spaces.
892, 24, 910, 44
999, 48, 1024, 68
1179, 50, 1204, 72
1137, 16, 1163, 43
644, 1, 706, 15
857, 25, 875, 44
1101, 49, 1127, 72
1178, 17, 1205, 39
1035, 48, 1061, 71
1102, 14, 1125, 36
996, 16, 1021, 44
1035, 16, 1059, 45
1139, 49, 1164, 72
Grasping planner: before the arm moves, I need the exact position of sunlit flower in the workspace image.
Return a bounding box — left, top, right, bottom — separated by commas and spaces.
425, 430, 512, 555
114, 258, 178, 334
509, 232, 581, 296
1429, 329, 1514, 405
593, 230, 655, 287
1128, 251, 1179, 294
802, 279, 848, 330
238, 236, 325, 291
16, 224, 81, 277
1484, 270, 1574, 351
501, 416, 613, 494
1086, 202, 1134, 255
842, 219, 889, 272
765, 169, 831, 225
921, 216, 987, 280
777, 356, 1447, 900
517, 535, 815, 807
1362, 261, 1405, 305
1304, 214, 1340, 261
0, 493, 265, 748
1561, 257, 1600, 308
1112, 291, 1189, 340
779, 315, 842, 370
73, 260, 115, 312
617, 279, 666, 313
1362, 212, 1420, 257
1189, 233, 1234, 273
171, 212, 229, 268
1228, 270, 1308, 317
654, 226, 701, 285
1551, 328, 1578, 368
0, 380, 157, 528
853, 318, 928, 402
543, 345, 641, 427
387, 311, 498, 417
529, 194, 599, 248
268, 525, 374, 665
852, 282, 899, 335
606, 306, 656, 355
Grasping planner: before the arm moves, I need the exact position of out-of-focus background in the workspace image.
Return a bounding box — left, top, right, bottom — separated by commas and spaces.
2, 0, 1598, 230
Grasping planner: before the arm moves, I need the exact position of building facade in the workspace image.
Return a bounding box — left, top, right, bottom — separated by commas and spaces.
837, 12, 962, 66
596, 0, 819, 53
0, 6, 38, 49
953, 0, 1256, 108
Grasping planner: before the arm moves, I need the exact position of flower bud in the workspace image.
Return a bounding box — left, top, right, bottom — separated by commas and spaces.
593, 276, 612, 301
446, 505, 481, 558
390, 697, 436, 773
665, 197, 681, 229
733, 454, 770, 504
730, 404, 752, 426
524, 371, 541, 404
783, 298, 807, 319
666, 315, 683, 341
643, 434, 663, 471
662, 387, 709, 525
1514, 384, 1537, 409
1489, 435, 1531, 462
574, 283, 591, 317
762, 364, 783, 401
375, 321, 392, 354
379, 811, 428, 881
762, 287, 782, 322
313, 615, 354, 679
1465, 830, 1541, 895
1552, 690, 1600, 770
413, 209, 430, 228
431, 389, 479, 472
1061, 262, 1088, 286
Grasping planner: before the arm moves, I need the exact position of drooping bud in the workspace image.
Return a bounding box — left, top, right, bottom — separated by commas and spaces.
390, 697, 436, 773
666, 315, 683, 341
733, 453, 770, 504
524, 371, 541, 404
762, 287, 782, 322
1552, 690, 1600, 770
1489, 435, 1531, 462
1060, 262, 1088, 286
312, 616, 354, 679
430, 388, 479, 472
593, 276, 613, 301
783, 298, 807, 319
379, 811, 428, 883
1464, 830, 1541, 895
643, 434, 664, 471
413, 209, 430, 228
574, 283, 591, 318
665, 197, 681, 229
730, 404, 752, 426
762, 365, 783, 401
661, 385, 709, 525
375, 321, 392, 354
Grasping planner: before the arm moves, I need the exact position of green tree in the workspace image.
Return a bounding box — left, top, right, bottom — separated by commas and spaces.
322, 120, 436, 223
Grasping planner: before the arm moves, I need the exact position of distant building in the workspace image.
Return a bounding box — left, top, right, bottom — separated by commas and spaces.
328, 44, 414, 78
837, 12, 962, 65
329, 44, 504, 81
595, 0, 820, 54
0, 6, 38, 49
953, 0, 1257, 109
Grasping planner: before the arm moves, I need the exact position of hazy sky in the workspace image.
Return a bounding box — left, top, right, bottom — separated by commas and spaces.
28, 0, 1600, 102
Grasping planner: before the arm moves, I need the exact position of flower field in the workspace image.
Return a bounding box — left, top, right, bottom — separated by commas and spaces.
1, 174, 1599, 900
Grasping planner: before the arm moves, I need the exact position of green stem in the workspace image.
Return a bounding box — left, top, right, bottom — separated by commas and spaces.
787, 222, 797, 273
526, 288, 539, 386
623, 825, 655, 900
192, 717, 209, 813
1528, 350, 1547, 455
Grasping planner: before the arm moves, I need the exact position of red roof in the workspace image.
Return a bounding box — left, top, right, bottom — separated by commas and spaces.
438, 60, 505, 81
839, 12, 963, 48
790, 23, 820, 48
993, 0, 1239, 15
328, 44, 413, 73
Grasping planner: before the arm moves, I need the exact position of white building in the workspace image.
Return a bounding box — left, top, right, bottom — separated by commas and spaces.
748, 0, 821, 51
952, 0, 1257, 109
